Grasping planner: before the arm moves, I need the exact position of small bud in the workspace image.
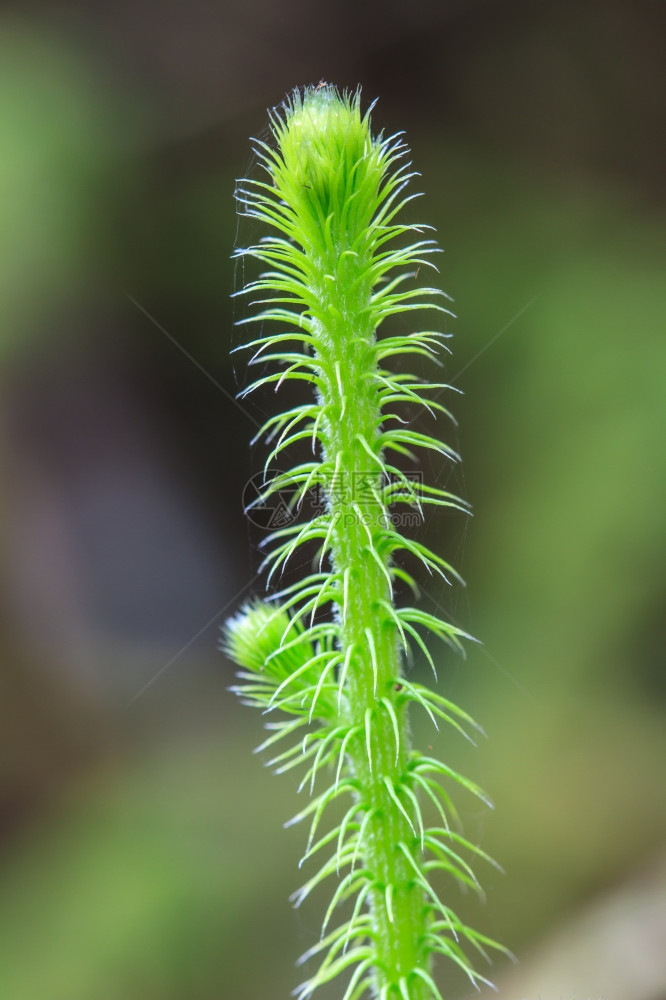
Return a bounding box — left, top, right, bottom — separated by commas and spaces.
223, 601, 313, 682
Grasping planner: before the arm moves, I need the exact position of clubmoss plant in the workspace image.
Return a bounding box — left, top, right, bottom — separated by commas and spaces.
223, 84, 505, 1000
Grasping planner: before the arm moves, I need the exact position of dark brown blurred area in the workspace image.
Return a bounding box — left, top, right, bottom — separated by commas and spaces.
0, 2, 664, 998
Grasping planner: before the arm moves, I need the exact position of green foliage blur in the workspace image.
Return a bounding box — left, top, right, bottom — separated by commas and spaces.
0, 4, 664, 999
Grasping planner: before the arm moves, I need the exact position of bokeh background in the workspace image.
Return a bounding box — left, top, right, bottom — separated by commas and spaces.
0, 2, 665, 999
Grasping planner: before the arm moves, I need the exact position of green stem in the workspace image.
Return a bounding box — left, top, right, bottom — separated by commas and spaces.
317, 264, 429, 995
224, 85, 505, 1000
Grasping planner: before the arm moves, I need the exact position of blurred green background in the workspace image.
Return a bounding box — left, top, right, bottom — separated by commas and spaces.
0, 3, 664, 999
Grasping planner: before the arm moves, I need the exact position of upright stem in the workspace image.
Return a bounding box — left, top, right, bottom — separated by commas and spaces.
226, 86, 503, 1000
316, 258, 429, 996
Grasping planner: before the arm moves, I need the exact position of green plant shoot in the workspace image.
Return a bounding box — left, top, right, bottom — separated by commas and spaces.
223, 84, 505, 1000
